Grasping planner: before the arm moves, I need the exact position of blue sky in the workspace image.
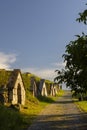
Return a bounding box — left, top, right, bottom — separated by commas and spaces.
0, 0, 87, 81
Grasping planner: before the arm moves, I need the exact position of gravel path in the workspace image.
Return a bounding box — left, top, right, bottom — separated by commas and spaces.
27, 91, 87, 130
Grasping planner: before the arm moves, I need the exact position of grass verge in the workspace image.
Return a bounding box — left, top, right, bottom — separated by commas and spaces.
0, 105, 24, 130
0, 90, 64, 130
75, 100, 87, 112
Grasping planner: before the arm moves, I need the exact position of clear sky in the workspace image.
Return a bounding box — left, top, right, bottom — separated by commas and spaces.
0, 0, 87, 81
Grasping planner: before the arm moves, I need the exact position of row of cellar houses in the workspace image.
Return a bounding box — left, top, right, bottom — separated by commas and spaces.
0, 69, 61, 105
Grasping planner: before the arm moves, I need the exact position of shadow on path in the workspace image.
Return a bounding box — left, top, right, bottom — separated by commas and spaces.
27, 91, 87, 130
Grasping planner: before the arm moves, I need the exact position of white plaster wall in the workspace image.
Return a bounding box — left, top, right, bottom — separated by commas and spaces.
41, 82, 47, 96
12, 73, 25, 105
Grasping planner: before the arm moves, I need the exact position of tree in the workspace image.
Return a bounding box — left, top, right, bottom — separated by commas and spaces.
76, 6, 87, 24
55, 6, 87, 100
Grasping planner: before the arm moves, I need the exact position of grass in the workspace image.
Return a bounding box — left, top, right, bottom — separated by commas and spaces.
0, 90, 64, 130
72, 94, 87, 112
0, 105, 24, 130
0, 96, 56, 130
20, 95, 58, 129
75, 101, 87, 112
57, 90, 65, 97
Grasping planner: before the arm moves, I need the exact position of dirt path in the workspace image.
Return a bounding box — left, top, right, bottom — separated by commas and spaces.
27, 91, 87, 130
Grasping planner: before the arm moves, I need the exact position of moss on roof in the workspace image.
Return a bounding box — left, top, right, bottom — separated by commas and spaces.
0, 69, 54, 96
22, 73, 41, 90
0, 69, 12, 87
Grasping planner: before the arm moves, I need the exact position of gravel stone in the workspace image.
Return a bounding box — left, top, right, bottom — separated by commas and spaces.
27, 91, 87, 130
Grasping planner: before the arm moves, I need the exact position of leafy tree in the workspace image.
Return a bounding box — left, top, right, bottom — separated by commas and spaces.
55, 5, 87, 100
76, 4, 87, 24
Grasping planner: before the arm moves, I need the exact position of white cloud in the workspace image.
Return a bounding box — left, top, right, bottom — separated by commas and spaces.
0, 52, 17, 69
52, 62, 66, 69
22, 61, 66, 81
22, 67, 56, 81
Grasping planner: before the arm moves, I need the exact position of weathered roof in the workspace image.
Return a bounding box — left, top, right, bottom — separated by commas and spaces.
0, 69, 24, 90
7, 69, 22, 89
0, 69, 12, 87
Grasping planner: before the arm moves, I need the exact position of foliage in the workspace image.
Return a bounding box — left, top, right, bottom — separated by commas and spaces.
76, 4, 87, 24
55, 5, 87, 100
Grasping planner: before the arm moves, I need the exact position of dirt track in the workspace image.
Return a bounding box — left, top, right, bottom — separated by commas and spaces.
27, 91, 87, 130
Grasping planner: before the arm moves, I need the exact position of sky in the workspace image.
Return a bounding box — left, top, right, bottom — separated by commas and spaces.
0, 0, 87, 82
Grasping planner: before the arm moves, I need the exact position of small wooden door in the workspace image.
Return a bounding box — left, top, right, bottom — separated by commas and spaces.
17, 84, 21, 104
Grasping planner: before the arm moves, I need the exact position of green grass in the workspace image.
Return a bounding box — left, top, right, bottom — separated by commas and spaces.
75, 101, 87, 112
0, 96, 56, 130
21, 95, 58, 129
0, 105, 24, 130
0, 90, 64, 130
37, 95, 56, 103
57, 90, 64, 97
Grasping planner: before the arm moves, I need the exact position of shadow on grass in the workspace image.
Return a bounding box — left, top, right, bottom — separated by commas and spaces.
0, 105, 24, 130
0, 105, 38, 130
37, 96, 55, 103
